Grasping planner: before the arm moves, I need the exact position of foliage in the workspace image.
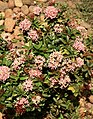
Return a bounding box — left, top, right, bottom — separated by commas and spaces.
0, 2, 93, 119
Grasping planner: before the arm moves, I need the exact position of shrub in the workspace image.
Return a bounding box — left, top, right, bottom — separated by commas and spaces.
0, 2, 93, 119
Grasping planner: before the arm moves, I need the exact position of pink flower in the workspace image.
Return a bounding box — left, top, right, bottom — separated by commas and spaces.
68, 19, 78, 28
44, 6, 58, 19
67, 62, 76, 71
23, 79, 33, 92
29, 69, 42, 78
32, 95, 41, 105
19, 19, 31, 31
60, 68, 66, 78
76, 26, 87, 37
0, 66, 10, 81
59, 75, 71, 89
76, 57, 84, 67
34, 55, 45, 70
15, 97, 29, 115
28, 29, 38, 41
63, 59, 76, 72
33, 6, 42, 15
48, 51, 63, 70
49, 77, 58, 87
61, 58, 77, 73
12, 57, 25, 69
54, 24, 63, 33
73, 40, 85, 52
76, 36, 83, 41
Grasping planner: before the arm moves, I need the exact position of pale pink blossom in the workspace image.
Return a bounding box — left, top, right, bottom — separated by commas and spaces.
76, 26, 87, 37
76, 36, 83, 41
34, 55, 45, 70
19, 19, 31, 31
48, 51, 63, 69
68, 19, 78, 28
32, 95, 41, 105
59, 75, 71, 89
67, 62, 76, 71
49, 77, 58, 87
0, 66, 10, 81
44, 6, 58, 19
12, 56, 25, 69
23, 79, 33, 92
76, 57, 84, 67
33, 6, 42, 15
54, 24, 63, 33
15, 97, 29, 115
60, 59, 77, 75
62, 59, 76, 72
28, 29, 38, 41
73, 40, 85, 52
60, 68, 66, 78
29, 69, 42, 78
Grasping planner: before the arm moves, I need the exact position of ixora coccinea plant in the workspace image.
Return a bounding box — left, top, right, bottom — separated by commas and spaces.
0, 2, 93, 119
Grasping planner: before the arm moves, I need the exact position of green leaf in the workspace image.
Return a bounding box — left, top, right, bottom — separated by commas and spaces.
10, 75, 19, 80
33, 41, 42, 50
0, 25, 4, 30
66, 26, 71, 35
20, 77, 28, 80
6, 97, 12, 101
2, 58, 12, 66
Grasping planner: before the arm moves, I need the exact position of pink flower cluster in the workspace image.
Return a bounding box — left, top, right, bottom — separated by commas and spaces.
76, 26, 87, 37
49, 75, 71, 89
76, 36, 83, 41
68, 19, 87, 37
12, 56, 25, 69
29, 69, 42, 78
60, 58, 84, 74
76, 57, 84, 67
23, 79, 33, 92
33, 6, 42, 15
0, 66, 10, 81
15, 97, 29, 115
28, 29, 38, 41
61, 59, 76, 72
34, 55, 45, 70
44, 6, 58, 19
73, 40, 85, 52
59, 57, 84, 87
68, 19, 78, 28
49, 77, 58, 87
54, 24, 63, 33
32, 95, 41, 105
59, 75, 71, 89
48, 51, 63, 70
19, 18, 31, 31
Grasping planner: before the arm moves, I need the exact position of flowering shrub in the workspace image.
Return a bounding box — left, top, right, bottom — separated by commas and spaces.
0, 2, 93, 119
